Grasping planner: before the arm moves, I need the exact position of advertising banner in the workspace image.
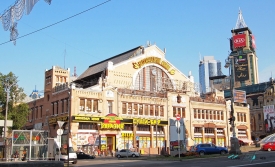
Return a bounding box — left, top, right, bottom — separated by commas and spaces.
251, 34, 256, 49
233, 34, 246, 48
234, 55, 249, 81
263, 105, 275, 133
233, 89, 247, 103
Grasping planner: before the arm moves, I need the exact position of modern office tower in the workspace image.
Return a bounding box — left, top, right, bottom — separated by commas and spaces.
228, 9, 259, 88
199, 56, 222, 93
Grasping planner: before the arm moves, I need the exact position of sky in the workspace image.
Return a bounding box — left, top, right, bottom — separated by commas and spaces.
1, 0, 275, 95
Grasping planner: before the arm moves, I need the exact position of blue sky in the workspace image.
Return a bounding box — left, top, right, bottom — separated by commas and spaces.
1, 0, 275, 95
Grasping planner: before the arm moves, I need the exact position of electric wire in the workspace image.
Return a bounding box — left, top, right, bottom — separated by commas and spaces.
0, 0, 111, 46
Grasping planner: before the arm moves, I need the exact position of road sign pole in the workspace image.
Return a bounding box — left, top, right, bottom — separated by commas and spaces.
177, 121, 180, 159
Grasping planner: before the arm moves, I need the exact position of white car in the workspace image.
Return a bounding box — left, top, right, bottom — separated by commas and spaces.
115, 149, 140, 158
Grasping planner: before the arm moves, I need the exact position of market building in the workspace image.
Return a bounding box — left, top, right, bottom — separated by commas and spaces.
24, 43, 251, 157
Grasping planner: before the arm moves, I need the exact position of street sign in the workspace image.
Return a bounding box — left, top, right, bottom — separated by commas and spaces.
175, 120, 180, 128
57, 121, 65, 128
176, 114, 180, 121
57, 129, 63, 136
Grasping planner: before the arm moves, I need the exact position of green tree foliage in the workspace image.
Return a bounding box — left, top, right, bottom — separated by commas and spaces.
0, 72, 29, 130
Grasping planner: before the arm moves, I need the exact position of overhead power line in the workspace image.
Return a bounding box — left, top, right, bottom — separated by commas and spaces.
0, 0, 111, 46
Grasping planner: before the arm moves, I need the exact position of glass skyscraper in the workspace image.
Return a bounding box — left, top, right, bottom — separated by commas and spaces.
199, 56, 222, 94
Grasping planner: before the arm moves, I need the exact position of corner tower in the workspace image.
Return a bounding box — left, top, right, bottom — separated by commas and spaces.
229, 9, 259, 88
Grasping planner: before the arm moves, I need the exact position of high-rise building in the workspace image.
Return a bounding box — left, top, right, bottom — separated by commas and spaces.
199, 56, 222, 93
228, 9, 259, 87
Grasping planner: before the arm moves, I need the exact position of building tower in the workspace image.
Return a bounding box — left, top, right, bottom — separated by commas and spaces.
199, 56, 222, 94
228, 9, 259, 88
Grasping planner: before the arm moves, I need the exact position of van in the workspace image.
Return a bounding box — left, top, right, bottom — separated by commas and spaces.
55, 147, 77, 164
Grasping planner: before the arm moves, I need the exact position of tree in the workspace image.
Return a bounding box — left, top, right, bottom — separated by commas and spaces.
0, 72, 29, 131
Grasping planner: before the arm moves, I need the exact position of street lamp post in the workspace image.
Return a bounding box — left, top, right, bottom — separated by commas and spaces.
225, 57, 241, 154
67, 91, 71, 167
2, 79, 16, 161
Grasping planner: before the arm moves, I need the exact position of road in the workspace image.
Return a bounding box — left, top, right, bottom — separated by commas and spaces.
68, 151, 275, 167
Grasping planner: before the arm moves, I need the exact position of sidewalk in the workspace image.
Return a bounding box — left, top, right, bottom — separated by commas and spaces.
240, 145, 261, 153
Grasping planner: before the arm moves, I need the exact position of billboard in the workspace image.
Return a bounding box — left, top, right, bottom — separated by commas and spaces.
233, 89, 247, 103
234, 55, 249, 81
263, 105, 275, 133
251, 34, 256, 49
233, 34, 246, 48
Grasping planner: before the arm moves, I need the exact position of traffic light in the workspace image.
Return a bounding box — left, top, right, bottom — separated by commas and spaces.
228, 117, 233, 125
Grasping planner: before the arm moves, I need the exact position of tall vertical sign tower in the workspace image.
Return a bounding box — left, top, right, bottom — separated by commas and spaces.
229, 9, 259, 88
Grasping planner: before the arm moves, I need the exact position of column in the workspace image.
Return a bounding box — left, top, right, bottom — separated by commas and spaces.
150, 125, 153, 148
133, 124, 137, 149
214, 128, 217, 145
202, 127, 205, 143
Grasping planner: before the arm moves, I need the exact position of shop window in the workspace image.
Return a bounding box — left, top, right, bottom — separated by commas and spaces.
137, 125, 150, 131
79, 99, 85, 111
123, 124, 133, 131
122, 103, 127, 114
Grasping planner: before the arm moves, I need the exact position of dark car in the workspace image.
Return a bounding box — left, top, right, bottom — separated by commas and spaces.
195, 143, 228, 156
76, 152, 95, 159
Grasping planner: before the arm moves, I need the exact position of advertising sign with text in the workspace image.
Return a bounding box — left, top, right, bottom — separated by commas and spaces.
233, 34, 246, 48
234, 55, 249, 81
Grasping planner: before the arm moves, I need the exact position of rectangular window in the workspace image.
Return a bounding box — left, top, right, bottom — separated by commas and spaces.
40, 106, 43, 119
122, 103, 127, 114
206, 110, 208, 119
198, 110, 201, 119
173, 107, 177, 117
182, 108, 185, 118
139, 104, 143, 115
145, 105, 149, 115
194, 127, 202, 133
160, 106, 164, 117
202, 110, 205, 119
61, 100, 64, 113
134, 103, 138, 115
194, 109, 197, 119
155, 105, 159, 117
93, 100, 98, 112
150, 105, 154, 116
221, 111, 224, 120
52, 103, 54, 115
209, 111, 212, 119
213, 111, 216, 120
80, 99, 85, 111
108, 101, 113, 114
86, 100, 92, 112
244, 114, 246, 122
56, 101, 59, 115
128, 103, 132, 114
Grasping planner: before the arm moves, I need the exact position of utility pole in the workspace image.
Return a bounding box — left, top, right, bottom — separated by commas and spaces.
2, 79, 16, 161
67, 91, 71, 166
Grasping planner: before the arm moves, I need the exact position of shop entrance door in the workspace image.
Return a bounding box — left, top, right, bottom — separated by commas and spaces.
106, 135, 115, 155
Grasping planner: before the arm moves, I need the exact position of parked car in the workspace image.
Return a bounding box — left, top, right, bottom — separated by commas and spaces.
194, 144, 228, 156
262, 142, 275, 151
76, 152, 95, 159
115, 149, 140, 158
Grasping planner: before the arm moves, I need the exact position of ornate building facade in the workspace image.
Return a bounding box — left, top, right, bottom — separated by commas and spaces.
25, 44, 251, 156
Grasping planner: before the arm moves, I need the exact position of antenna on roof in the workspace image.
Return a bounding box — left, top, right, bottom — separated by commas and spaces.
147, 41, 151, 47
72, 66, 78, 77
235, 8, 247, 29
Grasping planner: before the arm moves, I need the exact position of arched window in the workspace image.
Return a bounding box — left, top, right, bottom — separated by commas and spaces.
134, 65, 172, 92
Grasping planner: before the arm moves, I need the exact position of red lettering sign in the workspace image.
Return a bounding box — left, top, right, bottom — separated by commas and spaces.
233, 34, 246, 48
